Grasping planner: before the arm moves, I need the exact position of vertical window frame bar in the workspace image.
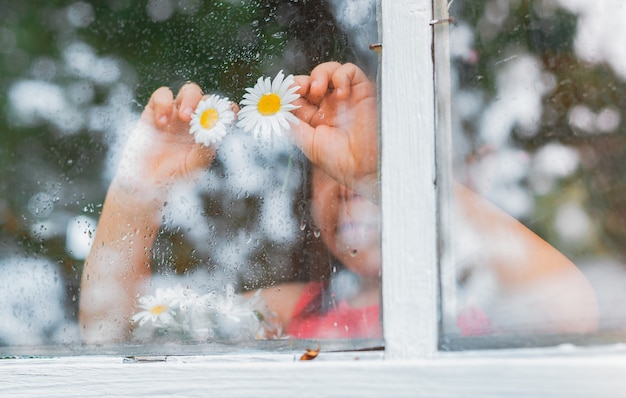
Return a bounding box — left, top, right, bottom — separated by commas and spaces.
380, 0, 439, 359
432, 0, 459, 338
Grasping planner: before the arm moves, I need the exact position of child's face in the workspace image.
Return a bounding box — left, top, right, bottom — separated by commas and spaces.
310, 167, 381, 278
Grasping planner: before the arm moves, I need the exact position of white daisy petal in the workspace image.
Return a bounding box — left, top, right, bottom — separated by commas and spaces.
283, 90, 301, 103
281, 103, 300, 112
285, 85, 301, 97
240, 99, 257, 106
270, 116, 282, 135
284, 112, 300, 124
277, 116, 290, 131
279, 79, 295, 95
271, 70, 284, 93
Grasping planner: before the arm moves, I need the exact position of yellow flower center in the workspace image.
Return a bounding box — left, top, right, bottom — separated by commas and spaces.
150, 305, 168, 315
200, 108, 219, 129
257, 93, 281, 116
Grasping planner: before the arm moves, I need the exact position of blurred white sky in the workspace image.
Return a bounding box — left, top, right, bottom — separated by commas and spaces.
556, 0, 626, 81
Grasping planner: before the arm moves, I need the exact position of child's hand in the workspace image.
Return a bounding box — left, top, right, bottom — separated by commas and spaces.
114, 83, 217, 201
291, 62, 379, 202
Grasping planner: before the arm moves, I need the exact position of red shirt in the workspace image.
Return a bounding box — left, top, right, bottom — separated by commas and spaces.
286, 282, 492, 338
286, 282, 382, 339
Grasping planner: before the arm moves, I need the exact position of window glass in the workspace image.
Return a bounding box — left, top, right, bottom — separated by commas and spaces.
1, 0, 381, 352
442, 0, 626, 349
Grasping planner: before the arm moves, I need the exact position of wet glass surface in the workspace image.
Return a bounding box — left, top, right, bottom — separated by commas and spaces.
0, 0, 381, 350
441, 0, 626, 349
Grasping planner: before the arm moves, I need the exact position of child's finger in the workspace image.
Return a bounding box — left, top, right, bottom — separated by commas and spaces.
289, 121, 350, 186
230, 101, 240, 115
308, 62, 342, 103
175, 82, 203, 123
333, 63, 376, 101
148, 87, 174, 128
332, 63, 358, 100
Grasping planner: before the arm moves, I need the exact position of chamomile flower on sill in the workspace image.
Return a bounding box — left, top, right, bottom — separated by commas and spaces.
131, 288, 179, 328
189, 94, 235, 146
237, 70, 301, 140
131, 284, 283, 342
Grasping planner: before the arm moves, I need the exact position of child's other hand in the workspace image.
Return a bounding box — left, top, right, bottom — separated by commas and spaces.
291, 62, 378, 202
115, 83, 217, 199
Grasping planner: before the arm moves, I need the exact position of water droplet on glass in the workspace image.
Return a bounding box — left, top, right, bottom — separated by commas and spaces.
313, 228, 321, 238
350, 249, 358, 257
299, 221, 306, 231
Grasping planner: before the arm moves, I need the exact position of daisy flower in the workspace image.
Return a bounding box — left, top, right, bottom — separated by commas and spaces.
131, 289, 178, 328
189, 94, 235, 146
131, 284, 282, 341
237, 70, 301, 140
131, 285, 195, 327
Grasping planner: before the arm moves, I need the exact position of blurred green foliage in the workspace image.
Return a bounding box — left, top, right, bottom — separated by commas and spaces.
452, 0, 626, 261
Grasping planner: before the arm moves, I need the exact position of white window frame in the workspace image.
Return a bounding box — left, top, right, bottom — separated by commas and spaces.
3, 1, 626, 396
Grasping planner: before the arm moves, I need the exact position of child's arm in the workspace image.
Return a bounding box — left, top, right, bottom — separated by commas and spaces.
454, 183, 599, 333
79, 83, 214, 343
291, 62, 379, 204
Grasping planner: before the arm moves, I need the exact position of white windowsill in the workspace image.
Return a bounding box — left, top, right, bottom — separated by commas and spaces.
2, 349, 626, 397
